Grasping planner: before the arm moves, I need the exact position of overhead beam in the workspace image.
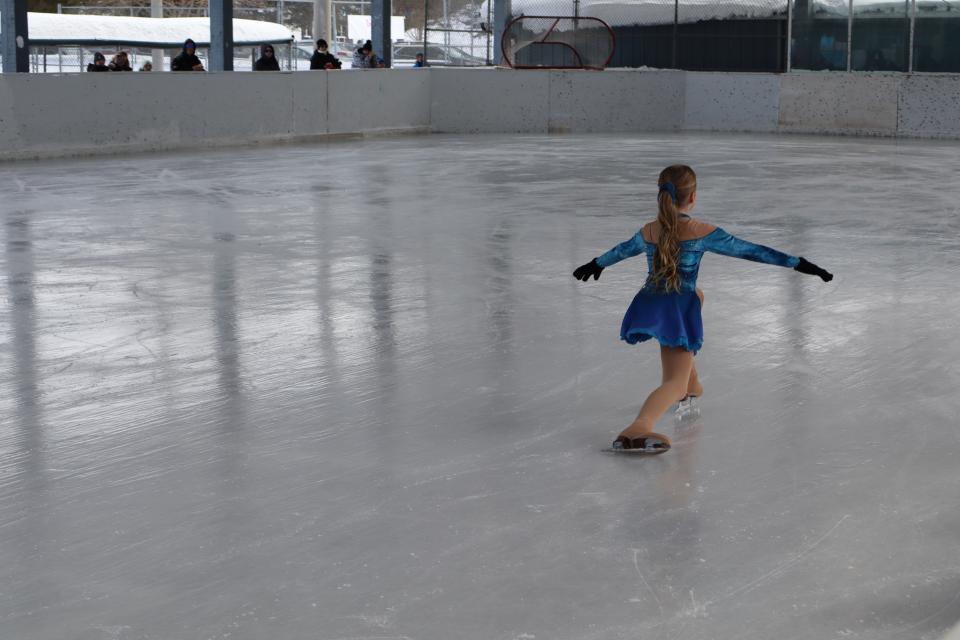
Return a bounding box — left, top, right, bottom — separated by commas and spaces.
209, 0, 234, 71
1, 0, 29, 73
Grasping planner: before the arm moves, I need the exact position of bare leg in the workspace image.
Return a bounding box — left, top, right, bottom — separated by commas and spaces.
687, 364, 703, 398
687, 288, 705, 398
617, 345, 694, 444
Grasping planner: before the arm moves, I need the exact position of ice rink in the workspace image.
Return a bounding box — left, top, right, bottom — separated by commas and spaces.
2, 133, 960, 640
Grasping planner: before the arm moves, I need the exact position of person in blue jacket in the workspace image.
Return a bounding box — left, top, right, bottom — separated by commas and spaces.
573, 164, 833, 453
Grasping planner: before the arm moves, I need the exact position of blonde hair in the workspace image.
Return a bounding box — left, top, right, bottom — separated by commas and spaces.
651, 165, 697, 293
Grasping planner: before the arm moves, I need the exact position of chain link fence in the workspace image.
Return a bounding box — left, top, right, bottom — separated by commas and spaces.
420, 0, 493, 65
511, 0, 787, 69
506, 0, 960, 71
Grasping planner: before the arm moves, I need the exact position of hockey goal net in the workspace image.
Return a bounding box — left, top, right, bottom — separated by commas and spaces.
501, 16, 616, 70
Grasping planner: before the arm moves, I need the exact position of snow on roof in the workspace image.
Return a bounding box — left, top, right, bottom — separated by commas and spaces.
0, 12, 294, 47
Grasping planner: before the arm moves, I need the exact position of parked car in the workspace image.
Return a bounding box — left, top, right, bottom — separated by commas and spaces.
392, 43, 488, 67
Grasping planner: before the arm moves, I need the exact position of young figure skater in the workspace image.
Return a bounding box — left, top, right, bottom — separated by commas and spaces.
573, 165, 833, 453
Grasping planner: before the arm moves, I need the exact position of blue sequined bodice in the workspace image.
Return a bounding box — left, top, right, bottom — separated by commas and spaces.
595, 226, 799, 293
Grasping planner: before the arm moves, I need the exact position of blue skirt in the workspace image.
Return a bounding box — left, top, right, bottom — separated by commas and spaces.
620, 288, 704, 353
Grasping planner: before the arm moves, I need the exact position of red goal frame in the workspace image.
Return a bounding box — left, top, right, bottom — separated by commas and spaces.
501, 16, 617, 70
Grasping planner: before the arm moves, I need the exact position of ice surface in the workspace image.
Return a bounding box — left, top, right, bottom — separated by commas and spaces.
2, 133, 960, 640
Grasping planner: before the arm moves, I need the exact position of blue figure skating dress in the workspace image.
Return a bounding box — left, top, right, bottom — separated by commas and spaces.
595, 217, 799, 353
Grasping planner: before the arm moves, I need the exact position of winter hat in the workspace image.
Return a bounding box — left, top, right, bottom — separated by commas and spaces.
94, 52, 105, 62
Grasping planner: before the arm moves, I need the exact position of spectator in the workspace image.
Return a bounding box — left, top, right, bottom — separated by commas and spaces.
109, 51, 133, 72
87, 52, 109, 72
413, 52, 427, 68
352, 40, 375, 68
374, 56, 387, 68
310, 39, 341, 69
254, 44, 281, 71
172, 39, 204, 71
140, 62, 153, 72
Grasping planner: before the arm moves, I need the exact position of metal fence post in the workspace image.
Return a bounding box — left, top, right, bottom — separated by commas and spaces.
210, 0, 234, 71
372, 0, 392, 66
493, 0, 511, 65
907, 0, 915, 72
1, 0, 30, 72
422, 0, 429, 63
672, 0, 679, 68
846, 0, 852, 71
786, 0, 793, 71
152, 0, 164, 72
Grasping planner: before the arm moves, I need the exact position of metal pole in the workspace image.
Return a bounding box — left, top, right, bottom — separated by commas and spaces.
443, 0, 449, 57
312, 0, 323, 39
152, 0, 163, 71
493, 0, 510, 64
672, 0, 678, 68
907, 0, 915, 72
846, 0, 852, 71
1, 0, 30, 72
210, 0, 234, 71
325, 0, 333, 42
372, 0, 392, 66
786, 0, 793, 71
486, 0, 492, 63
422, 0, 429, 63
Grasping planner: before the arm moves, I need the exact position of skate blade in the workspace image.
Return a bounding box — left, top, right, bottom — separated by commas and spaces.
605, 441, 671, 455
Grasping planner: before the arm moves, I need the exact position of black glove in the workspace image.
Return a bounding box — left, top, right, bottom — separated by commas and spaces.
573, 258, 604, 282
795, 257, 833, 282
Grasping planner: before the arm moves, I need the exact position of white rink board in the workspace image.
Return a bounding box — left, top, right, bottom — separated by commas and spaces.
6, 69, 960, 160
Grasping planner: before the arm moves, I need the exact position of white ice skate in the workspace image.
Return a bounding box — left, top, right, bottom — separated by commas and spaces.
675, 395, 700, 421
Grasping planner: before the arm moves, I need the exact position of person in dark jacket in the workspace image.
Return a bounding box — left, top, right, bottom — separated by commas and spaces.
172, 39, 204, 71
254, 44, 281, 71
87, 52, 109, 72
109, 51, 133, 71
310, 39, 341, 69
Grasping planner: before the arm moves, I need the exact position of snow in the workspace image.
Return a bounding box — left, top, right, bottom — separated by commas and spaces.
0, 12, 294, 47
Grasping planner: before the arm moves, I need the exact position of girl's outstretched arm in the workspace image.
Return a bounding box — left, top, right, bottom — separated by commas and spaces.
596, 231, 646, 268
573, 231, 646, 282
701, 228, 798, 267
702, 228, 832, 281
